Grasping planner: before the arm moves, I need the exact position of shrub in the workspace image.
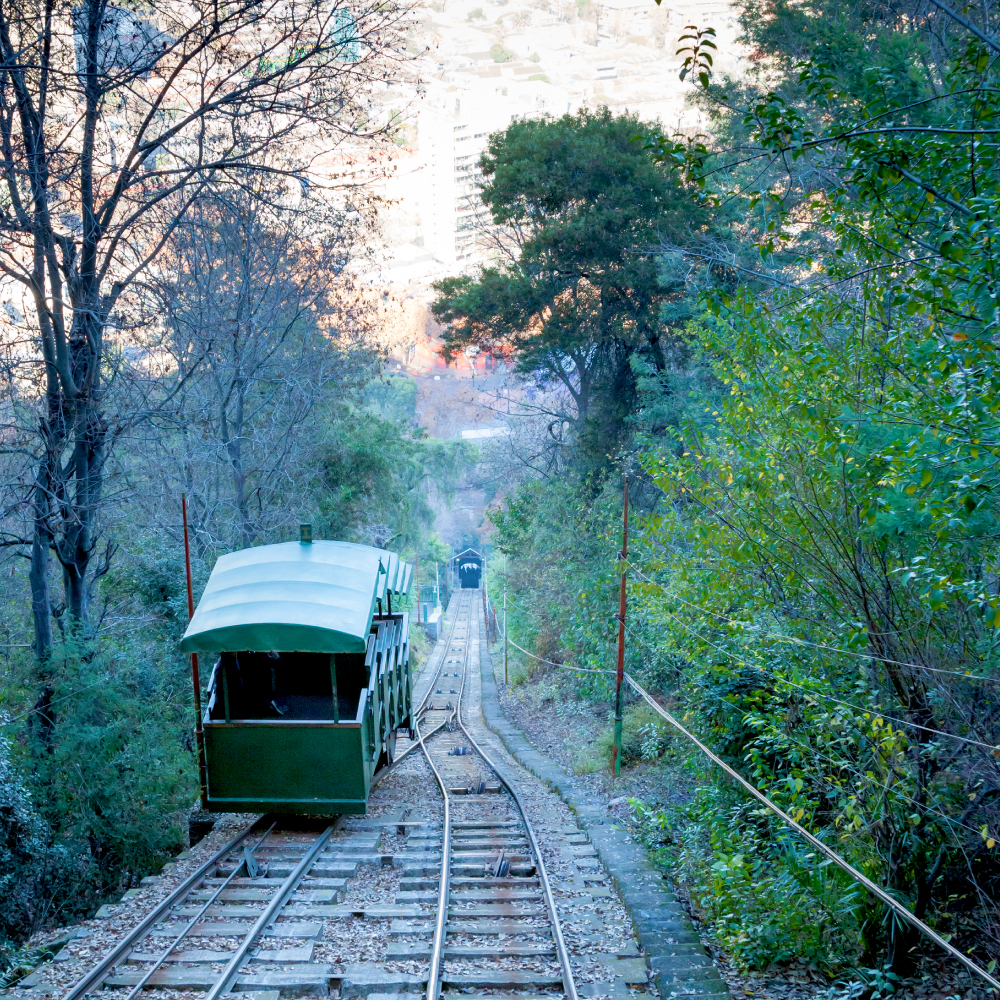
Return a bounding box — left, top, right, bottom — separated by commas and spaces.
31, 646, 195, 893
0, 737, 97, 971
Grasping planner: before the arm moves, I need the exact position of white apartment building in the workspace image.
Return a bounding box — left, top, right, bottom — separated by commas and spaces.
417, 80, 576, 266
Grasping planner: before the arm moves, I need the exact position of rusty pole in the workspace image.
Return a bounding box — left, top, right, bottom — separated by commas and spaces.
612, 475, 629, 777
183, 495, 209, 809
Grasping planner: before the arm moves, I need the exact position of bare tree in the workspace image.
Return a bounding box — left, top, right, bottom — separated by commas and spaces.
138, 173, 379, 557
0, 0, 409, 660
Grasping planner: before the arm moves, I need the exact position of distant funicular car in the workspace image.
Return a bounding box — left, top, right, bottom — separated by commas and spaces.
453, 547, 482, 588
180, 535, 414, 815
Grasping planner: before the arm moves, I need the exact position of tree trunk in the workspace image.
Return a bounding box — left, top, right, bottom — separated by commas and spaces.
29, 467, 54, 662
224, 382, 252, 549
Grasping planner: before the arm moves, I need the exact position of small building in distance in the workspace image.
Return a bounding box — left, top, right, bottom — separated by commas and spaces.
452, 548, 483, 589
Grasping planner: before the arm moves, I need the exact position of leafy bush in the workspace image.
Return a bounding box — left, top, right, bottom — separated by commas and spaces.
633, 789, 865, 972
0, 737, 96, 969
589, 702, 670, 768
29, 645, 195, 891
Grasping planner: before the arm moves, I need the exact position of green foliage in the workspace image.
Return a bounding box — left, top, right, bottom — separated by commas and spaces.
489, 43, 511, 63
530, 52, 540, 62
629, 11, 1000, 974
0, 737, 69, 964
490, 15, 1000, 973
676, 25, 716, 89
634, 792, 864, 971
0, 633, 195, 970
591, 702, 669, 767
366, 374, 418, 424
29, 644, 195, 888
317, 409, 476, 556
433, 108, 710, 468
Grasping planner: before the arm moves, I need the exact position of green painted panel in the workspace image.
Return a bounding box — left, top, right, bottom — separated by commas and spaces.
206, 797, 368, 815
386, 552, 400, 593
203, 722, 370, 812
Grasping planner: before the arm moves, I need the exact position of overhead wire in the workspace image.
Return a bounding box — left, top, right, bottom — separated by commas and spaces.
640, 590, 1000, 752
490, 585, 999, 751
625, 558, 1000, 684
0, 678, 108, 729
487, 592, 1000, 990
620, 620, 993, 843
622, 670, 1000, 992
494, 606, 992, 843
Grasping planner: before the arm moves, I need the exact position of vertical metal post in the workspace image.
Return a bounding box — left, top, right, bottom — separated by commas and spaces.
503, 555, 508, 685
182, 494, 209, 808
482, 552, 489, 637
330, 654, 340, 722
222, 657, 232, 724
612, 475, 629, 777
415, 557, 421, 623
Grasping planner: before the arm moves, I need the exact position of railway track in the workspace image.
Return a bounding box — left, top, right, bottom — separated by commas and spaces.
401, 589, 578, 1000
51, 592, 644, 1000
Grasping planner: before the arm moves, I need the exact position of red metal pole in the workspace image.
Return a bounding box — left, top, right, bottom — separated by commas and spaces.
182, 495, 209, 809
612, 476, 628, 777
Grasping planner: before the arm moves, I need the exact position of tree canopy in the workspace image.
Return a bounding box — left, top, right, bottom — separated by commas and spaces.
433, 108, 711, 468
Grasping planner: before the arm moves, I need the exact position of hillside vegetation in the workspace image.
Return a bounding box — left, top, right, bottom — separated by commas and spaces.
436, 0, 1000, 983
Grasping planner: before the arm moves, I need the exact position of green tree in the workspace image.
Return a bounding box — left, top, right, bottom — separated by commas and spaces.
433, 108, 709, 469
316, 410, 475, 555
632, 3, 1000, 975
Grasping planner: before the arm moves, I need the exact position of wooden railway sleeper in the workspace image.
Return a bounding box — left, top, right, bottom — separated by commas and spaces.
60, 821, 262, 1000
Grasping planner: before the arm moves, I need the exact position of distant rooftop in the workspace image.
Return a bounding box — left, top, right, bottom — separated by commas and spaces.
461, 427, 510, 440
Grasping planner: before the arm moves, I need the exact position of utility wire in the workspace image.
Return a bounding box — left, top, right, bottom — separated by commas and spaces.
644, 593, 1000, 752
492, 588, 999, 751
626, 558, 1000, 684
622, 671, 1000, 993
621, 621, 993, 843
491, 603, 1000, 990
0, 679, 108, 729
500, 612, 992, 842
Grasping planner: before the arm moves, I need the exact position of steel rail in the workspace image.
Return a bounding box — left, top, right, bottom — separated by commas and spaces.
62, 819, 262, 1000
204, 819, 341, 1000
371, 612, 465, 787
416, 591, 474, 1000
122, 823, 277, 1000
455, 591, 579, 1000
371, 716, 449, 786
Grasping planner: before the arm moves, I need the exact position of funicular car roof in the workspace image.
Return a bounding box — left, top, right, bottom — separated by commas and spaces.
180, 540, 411, 655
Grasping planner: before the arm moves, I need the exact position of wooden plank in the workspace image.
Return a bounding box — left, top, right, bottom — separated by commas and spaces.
185, 889, 336, 902
386, 942, 555, 958
446, 905, 546, 916
217, 864, 357, 879
102, 967, 333, 991
395, 890, 542, 903
442, 972, 563, 987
